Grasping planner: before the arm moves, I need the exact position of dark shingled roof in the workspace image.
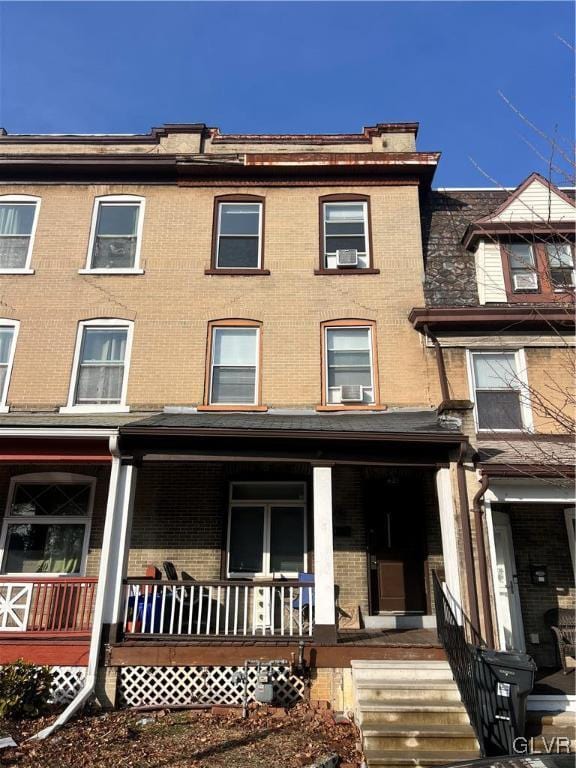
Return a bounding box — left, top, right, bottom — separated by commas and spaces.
120, 409, 462, 437
0, 411, 158, 429
478, 438, 575, 467
421, 189, 508, 307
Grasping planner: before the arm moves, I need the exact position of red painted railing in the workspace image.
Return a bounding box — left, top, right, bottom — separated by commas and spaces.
0, 577, 98, 635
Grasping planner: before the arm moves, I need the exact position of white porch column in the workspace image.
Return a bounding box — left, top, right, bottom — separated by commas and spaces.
435, 467, 462, 608
101, 462, 138, 631
312, 465, 337, 643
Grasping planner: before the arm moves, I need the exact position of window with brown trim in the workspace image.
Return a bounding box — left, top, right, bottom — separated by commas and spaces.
501, 239, 575, 301
317, 319, 383, 411
316, 195, 379, 275
205, 195, 269, 275
199, 320, 267, 411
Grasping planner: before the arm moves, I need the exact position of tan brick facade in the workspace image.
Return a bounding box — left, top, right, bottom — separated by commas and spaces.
0, 181, 442, 411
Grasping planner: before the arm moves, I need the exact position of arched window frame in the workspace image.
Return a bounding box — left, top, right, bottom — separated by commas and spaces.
0, 319, 19, 412
0, 194, 41, 274
61, 318, 134, 413
81, 194, 146, 274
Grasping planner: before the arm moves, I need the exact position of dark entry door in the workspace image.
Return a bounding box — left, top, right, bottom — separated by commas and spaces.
366, 479, 427, 613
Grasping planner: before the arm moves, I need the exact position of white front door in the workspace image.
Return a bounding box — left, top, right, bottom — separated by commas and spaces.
492, 510, 525, 652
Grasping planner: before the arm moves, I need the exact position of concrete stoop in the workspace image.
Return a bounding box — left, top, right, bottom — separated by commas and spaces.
352, 660, 480, 768
526, 710, 576, 752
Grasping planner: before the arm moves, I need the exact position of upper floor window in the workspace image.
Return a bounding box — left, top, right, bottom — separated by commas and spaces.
205, 321, 262, 408
63, 320, 133, 412
546, 243, 575, 290
502, 240, 574, 300
212, 197, 264, 272
319, 196, 375, 273
0, 322, 18, 411
321, 321, 379, 408
469, 350, 531, 432
1, 473, 94, 575
0, 196, 40, 273
85, 196, 144, 273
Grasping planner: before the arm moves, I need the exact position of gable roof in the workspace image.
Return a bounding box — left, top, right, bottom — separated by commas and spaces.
475, 172, 575, 225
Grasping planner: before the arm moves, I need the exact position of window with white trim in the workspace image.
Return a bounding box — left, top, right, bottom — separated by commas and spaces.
0, 323, 17, 407
508, 244, 539, 292
227, 482, 306, 578
325, 326, 374, 404
323, 201, 369, 269
0, 474, 94, 575
216, 202, 262, 269
470, 350, 530, 431
0, 197, 40, 271
209, 326, 259, 405
86, 197, 144, 271
67, 321, 132, 409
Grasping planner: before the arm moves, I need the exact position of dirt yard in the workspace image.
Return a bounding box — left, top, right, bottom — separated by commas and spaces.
0, 703, 361, 768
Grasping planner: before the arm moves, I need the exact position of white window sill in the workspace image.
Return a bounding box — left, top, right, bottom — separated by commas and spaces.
78, 269, 144, 275
0, 269, 35, 275
0, 406, 9, 413
59, 405, 130, 414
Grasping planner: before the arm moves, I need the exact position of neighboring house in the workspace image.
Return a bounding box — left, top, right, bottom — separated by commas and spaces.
412, 172, 575, 711
0, 123, 572, 744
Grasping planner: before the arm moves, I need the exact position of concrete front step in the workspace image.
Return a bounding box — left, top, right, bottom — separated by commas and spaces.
359, 701, 471, 727
363, 750, 479, 768
355, 681, 463, 703
527, 710, 576, 728
362, 724, 478, 753
352, 663, 453, 683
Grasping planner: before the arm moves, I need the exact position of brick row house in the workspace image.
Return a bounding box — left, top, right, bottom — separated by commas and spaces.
0, 124, 572, 752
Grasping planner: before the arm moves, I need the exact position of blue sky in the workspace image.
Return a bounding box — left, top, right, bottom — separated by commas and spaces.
0, 1, 573, 186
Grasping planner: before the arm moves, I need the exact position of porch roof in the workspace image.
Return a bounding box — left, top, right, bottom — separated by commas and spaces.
119, 409, 463, 440
478, 437, 575, 476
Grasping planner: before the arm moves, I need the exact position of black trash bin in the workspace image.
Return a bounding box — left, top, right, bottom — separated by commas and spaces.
475, 648, 537, 756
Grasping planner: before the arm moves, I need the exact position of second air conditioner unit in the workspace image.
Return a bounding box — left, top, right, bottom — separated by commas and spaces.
336, 249, 359, 268
340, 384, 364, 403
513, 272, 538, 291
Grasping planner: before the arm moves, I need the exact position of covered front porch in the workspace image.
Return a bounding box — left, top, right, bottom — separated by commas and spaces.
104, 410, 471, 653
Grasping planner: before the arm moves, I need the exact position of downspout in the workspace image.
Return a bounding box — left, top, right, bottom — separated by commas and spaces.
31, 435, 122, 740
423, 324, 450, 403
472, 471, 495, 646
455, 442, 481, 632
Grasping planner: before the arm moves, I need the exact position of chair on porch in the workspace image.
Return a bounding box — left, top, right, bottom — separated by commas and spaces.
162, 562, 208, 634
545, 607, 576, 675
292, 573, 315, 631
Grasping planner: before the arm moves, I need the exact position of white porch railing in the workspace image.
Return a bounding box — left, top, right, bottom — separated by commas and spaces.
121, 579, 314, 639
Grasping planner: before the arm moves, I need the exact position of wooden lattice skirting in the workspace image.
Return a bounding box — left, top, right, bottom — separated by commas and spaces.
49, 666, 87, 704
118, 665, 307, 708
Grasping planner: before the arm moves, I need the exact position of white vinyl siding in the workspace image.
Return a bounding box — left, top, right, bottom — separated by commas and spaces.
475, 241, 507, 304
492, 178, 575, 223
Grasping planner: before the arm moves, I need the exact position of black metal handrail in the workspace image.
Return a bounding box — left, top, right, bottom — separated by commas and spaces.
433, 572, 487, 755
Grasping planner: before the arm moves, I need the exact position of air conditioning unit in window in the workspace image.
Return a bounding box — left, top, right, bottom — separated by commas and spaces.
513, 272, 538, 291
336, 249, 358, 268
340, 385, 364, 403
